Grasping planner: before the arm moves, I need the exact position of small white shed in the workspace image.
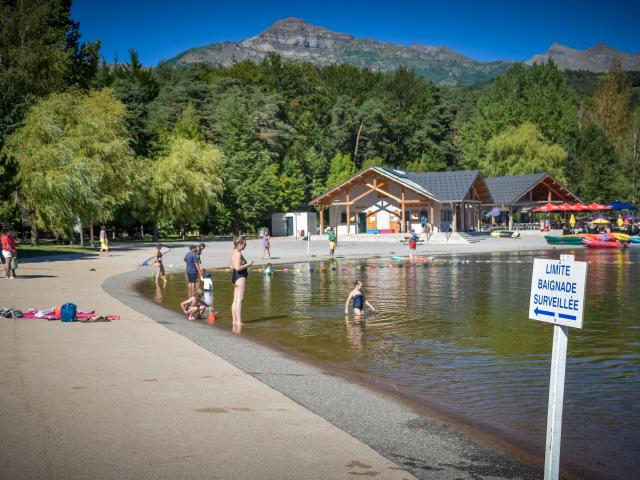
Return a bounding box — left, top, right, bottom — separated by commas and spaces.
271, 212, 318, 237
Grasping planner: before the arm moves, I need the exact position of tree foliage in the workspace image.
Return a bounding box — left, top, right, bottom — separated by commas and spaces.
461, 61, 578, 170
483, 122, 567, 181
3, 88, 134, 239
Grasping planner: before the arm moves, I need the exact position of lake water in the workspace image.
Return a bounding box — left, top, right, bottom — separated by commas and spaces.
139, 248, 640, 479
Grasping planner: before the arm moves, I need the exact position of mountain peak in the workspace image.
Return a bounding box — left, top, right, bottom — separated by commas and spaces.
527, 42, 640, 72
169, 18, 511, 85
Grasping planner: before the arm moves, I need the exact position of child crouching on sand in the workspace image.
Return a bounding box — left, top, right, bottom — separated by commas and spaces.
345, 280, 376, 317
180, 290, 207, 320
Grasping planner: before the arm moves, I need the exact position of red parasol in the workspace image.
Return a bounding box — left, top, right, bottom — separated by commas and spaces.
584, 202, 612, 211
534, 203, 557, 212
556, 203, 573, 211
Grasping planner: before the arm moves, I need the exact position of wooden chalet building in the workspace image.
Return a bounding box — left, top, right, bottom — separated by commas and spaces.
309, 167, 493, 234
484, 173, 581, 228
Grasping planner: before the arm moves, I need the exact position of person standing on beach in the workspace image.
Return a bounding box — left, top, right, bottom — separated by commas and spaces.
408, 229, 417, 259
2, 227, 16, 279
155, 244, 167, 284
262, 230, 271, 259
99, 226, 109, 256
184, 245, 200, 296
328, 228, 337, 258
230, 236, 253, 326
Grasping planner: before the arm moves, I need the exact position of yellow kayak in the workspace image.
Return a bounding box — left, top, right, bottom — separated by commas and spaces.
611, 232, 631, 241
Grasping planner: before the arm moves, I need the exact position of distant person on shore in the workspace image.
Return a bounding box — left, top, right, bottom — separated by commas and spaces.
184, 245, 200, 296
155, 244, 167, 284
99, 226, 109, 256
262, 230, 271, 259
408, 229, 417, 259
328, 228, 337, 258
1, 226, 16, 279
230, 236, 253, 326
345, 280, 376, 317
180, 289, 206, 320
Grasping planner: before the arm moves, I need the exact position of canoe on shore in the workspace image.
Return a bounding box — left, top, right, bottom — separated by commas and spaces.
545, 236, 584, 245
582, 239, 623, 248
630, 236, 640, 243
490, 230, 521, 238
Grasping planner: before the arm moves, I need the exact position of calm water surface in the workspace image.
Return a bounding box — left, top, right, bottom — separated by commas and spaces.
140, 248, 640, 479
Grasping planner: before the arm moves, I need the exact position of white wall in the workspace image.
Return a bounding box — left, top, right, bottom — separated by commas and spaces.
271, 212, 317, 237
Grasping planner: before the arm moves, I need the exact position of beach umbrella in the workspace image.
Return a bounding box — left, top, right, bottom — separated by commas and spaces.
534, 203, 556, 212
622, 213, 639, 220
617, 215, 624, 227
592, 218, 610, 225
608, 200, 637, 211
485, 207, 501, 217
569, 214, 576, 227
585, 202, 612, 211
591, 213, 608, 220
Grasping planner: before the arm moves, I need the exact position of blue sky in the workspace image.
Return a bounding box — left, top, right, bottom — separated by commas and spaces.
71, 0, 640, 66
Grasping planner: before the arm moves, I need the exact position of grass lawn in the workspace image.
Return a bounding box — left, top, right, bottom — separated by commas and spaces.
17, 245, 96, 259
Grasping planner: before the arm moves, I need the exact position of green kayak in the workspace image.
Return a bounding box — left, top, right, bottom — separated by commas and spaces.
545, 236, 584, 245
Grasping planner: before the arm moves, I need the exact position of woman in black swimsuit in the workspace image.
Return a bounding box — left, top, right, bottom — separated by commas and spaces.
230, 236, 253, 326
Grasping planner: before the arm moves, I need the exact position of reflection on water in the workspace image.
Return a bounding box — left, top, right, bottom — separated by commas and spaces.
140, 249, 640, 480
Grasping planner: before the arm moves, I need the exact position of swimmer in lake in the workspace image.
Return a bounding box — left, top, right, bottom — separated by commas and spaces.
345, 280, 376, 317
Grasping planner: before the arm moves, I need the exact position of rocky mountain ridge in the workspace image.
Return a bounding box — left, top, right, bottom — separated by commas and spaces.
526, 42, 640, 72
168, 18, 640, 85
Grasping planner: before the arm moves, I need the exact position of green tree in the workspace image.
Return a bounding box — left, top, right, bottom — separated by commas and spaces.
326, 151, 357, 189
145, 106, 223, 239
483, 122, 567, 181
574, 123, 619, 202
461, 61, 577, 170
3, 88, 135, 243
584, 59, 632, 146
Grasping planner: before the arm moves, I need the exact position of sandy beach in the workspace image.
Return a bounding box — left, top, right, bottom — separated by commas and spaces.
0, 234, 560, 479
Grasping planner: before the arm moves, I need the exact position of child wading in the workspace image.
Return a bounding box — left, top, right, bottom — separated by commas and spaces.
328, 229, 337, 258
345, 280, 376, 317
180, 290, 207, 320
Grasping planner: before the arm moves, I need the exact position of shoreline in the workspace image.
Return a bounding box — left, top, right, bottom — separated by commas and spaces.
107, 266, 542, 480
130, 243, 594, 480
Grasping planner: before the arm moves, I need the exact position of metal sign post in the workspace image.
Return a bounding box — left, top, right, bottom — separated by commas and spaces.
529, 254, 587, 480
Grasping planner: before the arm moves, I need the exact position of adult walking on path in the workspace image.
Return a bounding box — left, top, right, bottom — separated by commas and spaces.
230, 236, 253, 327
1, 226, 16, 279
184, 245, 200, 296
99, 226, 110, 256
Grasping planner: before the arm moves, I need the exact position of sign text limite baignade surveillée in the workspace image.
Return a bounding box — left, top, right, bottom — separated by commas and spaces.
529, 256, 587, 329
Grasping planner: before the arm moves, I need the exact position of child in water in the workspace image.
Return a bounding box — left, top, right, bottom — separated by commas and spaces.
180, 289, 207, 320
264, 263, 274, 275
345, 280, 377, 317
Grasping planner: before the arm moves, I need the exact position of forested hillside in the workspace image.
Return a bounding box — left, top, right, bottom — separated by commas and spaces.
1, 1, 638, 241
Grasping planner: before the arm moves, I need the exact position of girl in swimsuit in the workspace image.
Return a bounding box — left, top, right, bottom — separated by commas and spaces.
180, 290, 207, 320
345, 280, 376, 317
155, 244, 167, 284
230, 236, 253, 326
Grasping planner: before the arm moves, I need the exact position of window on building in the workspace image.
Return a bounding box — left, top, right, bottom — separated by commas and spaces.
340, 212, 347, 224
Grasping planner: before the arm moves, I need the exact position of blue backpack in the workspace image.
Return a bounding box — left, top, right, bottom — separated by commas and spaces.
60, 303, 77, 322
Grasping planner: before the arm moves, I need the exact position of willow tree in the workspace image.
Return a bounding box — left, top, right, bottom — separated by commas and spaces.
146, 105, 224, 239
483, 122, 567, 182
3, 88, 135, 244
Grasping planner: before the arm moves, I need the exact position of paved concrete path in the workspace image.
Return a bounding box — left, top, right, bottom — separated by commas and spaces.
0, 246, 417, 480
0, 237, 555, 479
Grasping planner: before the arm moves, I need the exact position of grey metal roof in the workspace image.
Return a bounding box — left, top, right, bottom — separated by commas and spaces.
376, 167, 483, 202
484, 173, 549, 205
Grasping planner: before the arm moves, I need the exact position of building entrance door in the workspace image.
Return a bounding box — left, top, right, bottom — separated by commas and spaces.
366, 212, 377, 232
358, 212, 366, 234
285, 216, 293, 236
